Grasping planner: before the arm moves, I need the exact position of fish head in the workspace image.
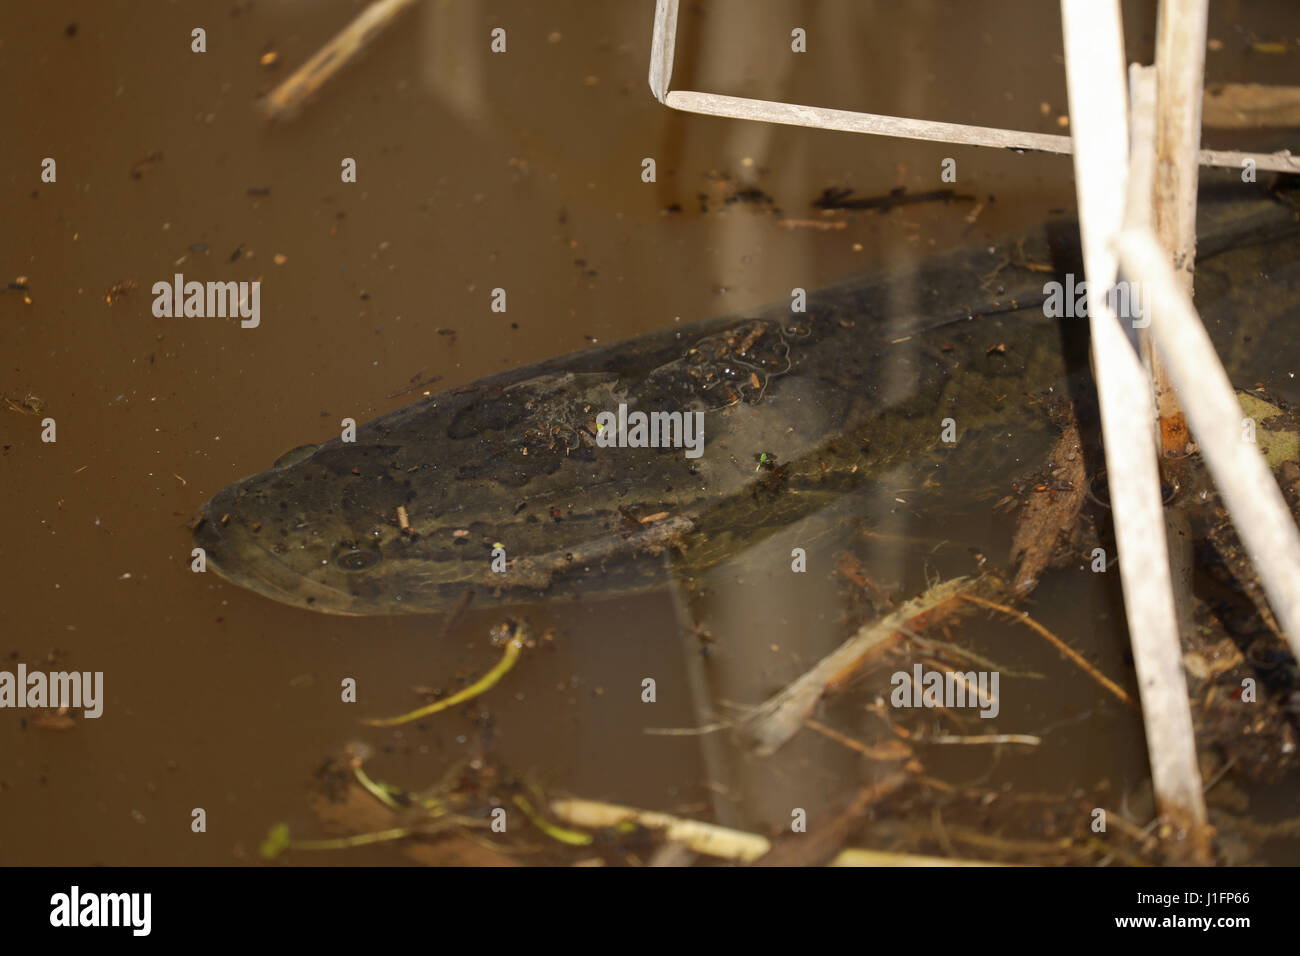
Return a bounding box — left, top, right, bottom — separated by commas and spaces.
192, 439, 471, 615
189, 369, 707, 615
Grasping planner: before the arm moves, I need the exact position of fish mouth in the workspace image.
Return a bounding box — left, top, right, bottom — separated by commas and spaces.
192, 511, 369, 616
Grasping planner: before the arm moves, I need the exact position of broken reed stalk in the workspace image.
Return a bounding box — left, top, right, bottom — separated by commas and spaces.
260, 0, 419, 121
1060, 0, 1209, 852
1117, 229, 1300, 658
739, 576, 972, 756
1129, 58, 1204, 734
548, 798, 1000, 866
1154, 0, 1209, 280
1146, 0, 1209, 454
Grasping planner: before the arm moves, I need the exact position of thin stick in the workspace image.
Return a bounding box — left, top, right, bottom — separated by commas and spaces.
959, 593, 1134, 707
260, 0, 419, 122
666, 90, 1075, 154
899, 625, 1045, 679
776, 218, 848, 231
642, 720, 730, 736
1194, 146, 1299, 173
803, 718, 915, 761
926, 733, 1042, 746
281, 827, 415, 854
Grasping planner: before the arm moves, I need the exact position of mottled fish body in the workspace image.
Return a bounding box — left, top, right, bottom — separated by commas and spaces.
193, 186, 1300, 615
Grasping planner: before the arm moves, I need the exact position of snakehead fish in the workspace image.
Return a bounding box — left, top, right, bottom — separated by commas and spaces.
192, 184, 1300, 615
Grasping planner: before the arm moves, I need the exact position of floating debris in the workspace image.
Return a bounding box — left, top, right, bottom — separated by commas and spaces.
104, 280, 136, 306
129, 151, 162, 180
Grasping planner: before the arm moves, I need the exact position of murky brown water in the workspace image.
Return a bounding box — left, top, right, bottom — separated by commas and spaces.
2, 0, 1297, 865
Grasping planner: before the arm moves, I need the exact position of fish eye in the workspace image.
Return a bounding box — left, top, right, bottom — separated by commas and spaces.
337, 550, 381, 572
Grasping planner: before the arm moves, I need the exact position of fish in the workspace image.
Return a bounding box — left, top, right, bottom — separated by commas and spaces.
192, 182, 1300, 616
